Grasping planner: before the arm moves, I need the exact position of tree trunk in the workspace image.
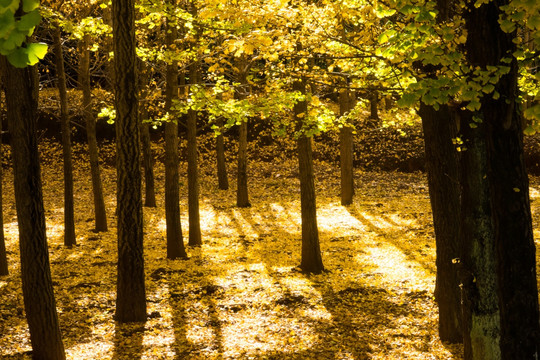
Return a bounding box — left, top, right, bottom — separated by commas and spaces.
215, 115, 229, 190
294, 79, 324, 274
139, 61, 156, 208
466, 1, 540, 357
459, 111, 500, 360
418, 103, 463, 343
0, 56, 66, 359
53, 25, 76, 248
339, 89, 354, 206
164, 12, 187, 259
236, 61, 250, 207
112, 0, 146, 323
368, 91, 379, 126
187, 62, 202, 247
0, 96, 8, 276
80, 34, 108, 232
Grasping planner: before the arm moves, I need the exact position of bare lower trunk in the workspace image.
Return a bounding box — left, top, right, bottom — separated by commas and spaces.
1, 56, 66, 359
339, 89, 355, 206
54, 25, 76, 247
164, 14, 187, 259
294, 78, 324, 274
80, 35, 107, 232
216, 116, 229, 190
419, 103, 463, 343
113, 0, 146, 323
0, 101, 8, 275
139, 62, 156, 208
236, 119, 250, 207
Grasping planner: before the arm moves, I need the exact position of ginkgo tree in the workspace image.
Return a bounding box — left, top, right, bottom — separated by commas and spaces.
0, 0, 66, 358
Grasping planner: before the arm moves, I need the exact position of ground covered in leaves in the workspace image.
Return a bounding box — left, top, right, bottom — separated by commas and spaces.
4, 136, 540, 359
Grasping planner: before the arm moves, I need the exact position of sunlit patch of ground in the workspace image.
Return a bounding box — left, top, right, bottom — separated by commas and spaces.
1, 149, 505, 360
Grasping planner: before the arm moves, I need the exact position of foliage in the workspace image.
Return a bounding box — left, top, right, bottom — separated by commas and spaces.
0, 0, 47, 67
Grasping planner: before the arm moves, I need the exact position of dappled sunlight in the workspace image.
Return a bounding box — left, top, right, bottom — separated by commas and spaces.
1, 162, 462, 359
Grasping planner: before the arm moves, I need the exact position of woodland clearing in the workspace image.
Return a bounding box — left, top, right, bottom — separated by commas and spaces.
4, 138, 540, 360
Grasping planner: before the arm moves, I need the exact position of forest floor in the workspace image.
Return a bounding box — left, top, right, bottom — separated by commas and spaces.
3, 139, 540, 359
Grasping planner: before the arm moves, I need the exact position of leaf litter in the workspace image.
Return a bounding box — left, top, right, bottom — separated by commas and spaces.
8, 138, 536, 359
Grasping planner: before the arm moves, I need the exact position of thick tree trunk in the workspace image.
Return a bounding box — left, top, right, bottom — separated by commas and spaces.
53, 25, 76, 248
465, 1, 540, 357
139, 61, 156, 208
0, 103, 7, 276
339, 89, 355, 206
215, 116, 229, 190
294, 79, 324, 274
112, 0, 146, 323
459, 112, 500, 360
164, 14, 187, 259
0, 57, 66, 359
80, 35, 108, 232
418, 103, 463, 343
187, 63, 202, 247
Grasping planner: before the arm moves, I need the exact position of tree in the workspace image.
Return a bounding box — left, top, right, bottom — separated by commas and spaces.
0, 102, 8, 276
112, 0, 146, 323
139, 60, 157, 208
294, 77, 324, 274
465, 0, 540, 356
163, 6, 187, 259
418, 103, 463, 343
0, 55, 66, 360
339, 87, 355, 206
80, 33, 108, 232
52, 23, 76, 248
235, 55, 250, 207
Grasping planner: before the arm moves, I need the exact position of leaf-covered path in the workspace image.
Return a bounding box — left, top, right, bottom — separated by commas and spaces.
2, 140, 515, 359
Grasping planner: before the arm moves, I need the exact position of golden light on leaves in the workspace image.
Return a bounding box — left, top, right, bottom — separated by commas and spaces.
0, 141, 473, 359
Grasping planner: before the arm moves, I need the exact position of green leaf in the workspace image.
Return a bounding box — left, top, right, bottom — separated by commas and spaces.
26, 42, 47, 64
6, 47, 29, 68
0, 0, 19, 15
22, 0, 39, 12
16, 9, 40, 32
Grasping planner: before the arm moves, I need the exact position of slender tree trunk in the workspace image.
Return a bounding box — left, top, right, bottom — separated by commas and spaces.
465, 1, 540, 357
0, 100, 8, 276
294, 79, 324, 274
0, 56, 65, 359
368, 90, 379, 126
215, 115, 229, 190
139, 61, 156, 208
112, 0, 146, 323
187, 62, 201, 246
339, 89, 354, 206
236, 60, 250, 207
53, 25, 76, 248
459, 111, 500, 360
80, 34, 108, 232
164, 12, 187, 259
418, 103, 463, 343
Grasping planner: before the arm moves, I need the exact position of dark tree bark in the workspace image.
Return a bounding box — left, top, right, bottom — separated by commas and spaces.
187, 62, 202, 247
465, 1, 540, 357
53, 25, 76, 248
418, 103, 463, 343
164, 13, 187, 259
0, 56, 66, 359
0, 96, 8, 276
80, 34, 108, 232
235, 58, 250, 207
339, 89, 355, 206
458, 111, 500, 360
368, 91, 379, 126
112, 0, 146, 323
215, 115, 229, 190
139, 61, 156, 208
294, 79, 324, 274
